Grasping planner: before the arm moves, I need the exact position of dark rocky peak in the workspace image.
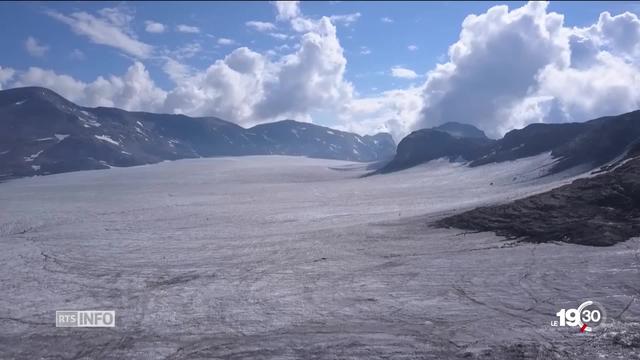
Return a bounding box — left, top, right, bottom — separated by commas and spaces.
432, 122, 488, 139
376, 128, 493, 173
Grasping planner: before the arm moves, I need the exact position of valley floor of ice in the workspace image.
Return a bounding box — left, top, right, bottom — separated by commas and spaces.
0, 155, 638, 359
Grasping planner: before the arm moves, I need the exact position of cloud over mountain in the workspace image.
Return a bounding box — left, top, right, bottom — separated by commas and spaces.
11, 62, 167, 112
415, 2, 640, 138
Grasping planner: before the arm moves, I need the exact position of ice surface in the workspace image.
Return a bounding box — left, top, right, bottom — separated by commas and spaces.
0, 154, 638, 359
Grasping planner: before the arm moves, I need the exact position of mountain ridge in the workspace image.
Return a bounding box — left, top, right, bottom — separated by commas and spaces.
0, 86, 395, 179
378, 110, 640, 176
432, 121, 489, 139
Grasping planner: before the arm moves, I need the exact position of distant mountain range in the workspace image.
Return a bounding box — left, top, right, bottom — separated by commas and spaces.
4, 86, 640, 246
0, 87, 395, 179
378, 110, 640, 175
4, 85, 640, 186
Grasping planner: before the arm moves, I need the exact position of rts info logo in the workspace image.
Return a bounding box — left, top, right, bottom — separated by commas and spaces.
56, 310, 115, 328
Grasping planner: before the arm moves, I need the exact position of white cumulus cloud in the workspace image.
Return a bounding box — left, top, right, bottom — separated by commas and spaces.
145, 20, 165, 33
25, 37, 49, 57
0, 66, 15, 90
329, 12, 361, 26
246, 20, 277, 32
274, 1, 301, 21
339, 86, 424, 141
391, 66, 419, 79
159, 4, 354, 126
217, 38, 236, 46
269, 32, 289, 40
12, 62, 166, 112
176, 24, 200, 33
415, 2, 640, 138
163, 47, 267, 123
254, 17, 353, 120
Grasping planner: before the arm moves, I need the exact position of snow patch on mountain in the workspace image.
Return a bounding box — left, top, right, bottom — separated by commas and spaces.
78, 110, 101, 128
94, 135, 120, 146
24, 150, 43, 162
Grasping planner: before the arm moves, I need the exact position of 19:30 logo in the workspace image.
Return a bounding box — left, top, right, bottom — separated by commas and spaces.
551, 300, 606, 332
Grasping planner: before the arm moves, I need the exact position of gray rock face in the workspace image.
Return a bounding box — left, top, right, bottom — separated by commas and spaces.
0, 87, 395, 179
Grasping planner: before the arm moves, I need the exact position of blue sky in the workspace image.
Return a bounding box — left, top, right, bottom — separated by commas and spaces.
1, 1, 640, 139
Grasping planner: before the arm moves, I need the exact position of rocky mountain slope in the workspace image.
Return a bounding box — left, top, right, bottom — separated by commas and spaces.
0, 87, 395, 179
437, 145, 640, 246
376, 128, 492, 173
